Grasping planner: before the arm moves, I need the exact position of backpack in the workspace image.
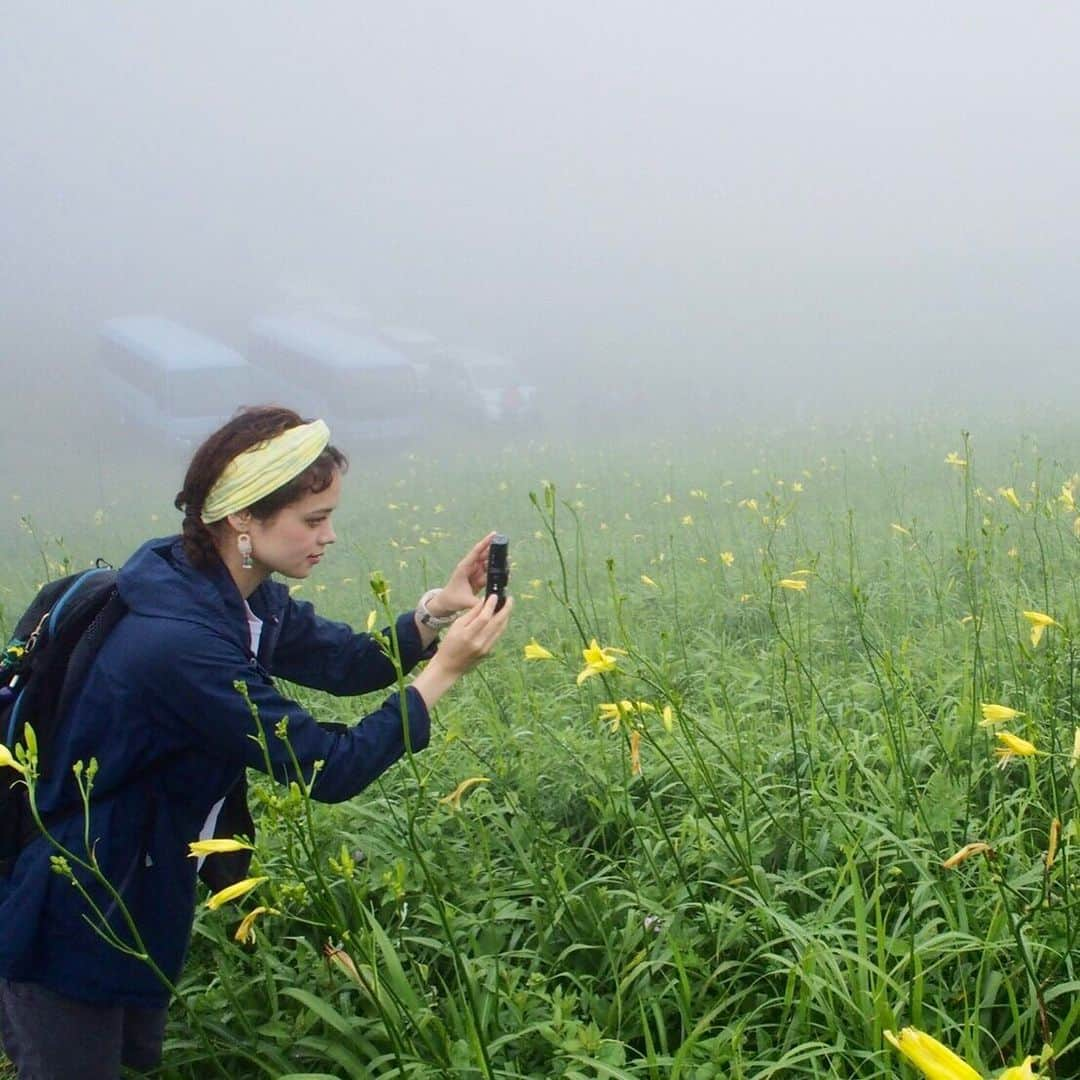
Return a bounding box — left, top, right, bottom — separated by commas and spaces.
0, 562, 258, 890
0, 565, 126, 876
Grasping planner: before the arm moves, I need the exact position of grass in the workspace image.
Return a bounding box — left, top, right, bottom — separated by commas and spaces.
4, 411, 1080, 1078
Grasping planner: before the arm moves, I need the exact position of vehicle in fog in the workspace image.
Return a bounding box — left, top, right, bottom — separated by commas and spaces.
313, 301, 375, 336
98, 316, 256, 446
378, 325, 442, 375
247, 315, 419, 447
377, 325, 445, 395
425, 345, 539, 425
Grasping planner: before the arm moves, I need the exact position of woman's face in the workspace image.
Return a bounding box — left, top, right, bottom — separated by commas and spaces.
248, 470, 341, 579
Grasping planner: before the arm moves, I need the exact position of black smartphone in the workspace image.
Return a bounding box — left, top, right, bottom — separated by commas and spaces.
485, 534, 509, 612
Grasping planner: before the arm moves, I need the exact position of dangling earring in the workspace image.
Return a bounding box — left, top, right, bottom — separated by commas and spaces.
237, 533, 254, 570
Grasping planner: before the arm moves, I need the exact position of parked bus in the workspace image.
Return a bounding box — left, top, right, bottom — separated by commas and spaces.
98, 317, 256, 447
247, 315, 419, 447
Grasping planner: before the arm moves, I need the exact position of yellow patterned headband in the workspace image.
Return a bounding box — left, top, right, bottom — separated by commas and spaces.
201, 419, 331, 524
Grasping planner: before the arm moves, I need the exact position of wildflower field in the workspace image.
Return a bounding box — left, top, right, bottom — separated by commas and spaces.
4, 413, 1080, 1079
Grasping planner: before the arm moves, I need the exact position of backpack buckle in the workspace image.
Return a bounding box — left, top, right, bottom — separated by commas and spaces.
24, 610, 51, 655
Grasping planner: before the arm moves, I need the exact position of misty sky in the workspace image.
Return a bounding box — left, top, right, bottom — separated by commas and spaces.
3, 2, 1079, 408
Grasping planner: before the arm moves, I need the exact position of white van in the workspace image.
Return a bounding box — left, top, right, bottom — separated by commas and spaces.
426, 346, 539, 425
247, 315, 419, 448
98, 317, 256, 446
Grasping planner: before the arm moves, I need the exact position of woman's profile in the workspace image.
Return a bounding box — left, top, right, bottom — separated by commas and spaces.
0, 405, 512, 1078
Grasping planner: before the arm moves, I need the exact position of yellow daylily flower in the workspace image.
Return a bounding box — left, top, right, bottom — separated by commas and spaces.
629, 729, 642, 776
681, 514, 694, 526
778, 578, 808, 592
206, 876, 268, 911
1023, 610, 1061, 648
576, 639, 626, 685
996, 731, 1038, 755
998, 1058, 1040, 1080
598, 702, 623, 730
523, 639, 554, 661
944, 452, 968, 468
233, 905, 279, 944
884, 1027, 980, 1080
365, 610, 377, 632
995, 731, 1039, 767
998, 486, 1021, 509
439, 776, 490, 811
1071, 727, 1080, 769
891, 522, 911, 536
979, 703, 1024, 727
720, 551, 735, 567
1046, 818, 1061, 870
661, 704, 674, 733
597, 700, 654, 733
941, 842, 993, 869
187, 838, 255, 858
640, 574, 659, 588
0, 744, 26, 776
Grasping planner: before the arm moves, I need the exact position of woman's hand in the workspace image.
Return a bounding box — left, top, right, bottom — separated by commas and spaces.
436, 591, 513, 675
411, 593, 513, 709
426, 532, 497, 617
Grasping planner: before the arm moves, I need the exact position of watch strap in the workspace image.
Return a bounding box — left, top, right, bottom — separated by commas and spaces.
416, 588, 458, 631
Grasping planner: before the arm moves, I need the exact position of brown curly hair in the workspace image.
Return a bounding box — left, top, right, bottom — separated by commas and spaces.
174, 406, 348, 570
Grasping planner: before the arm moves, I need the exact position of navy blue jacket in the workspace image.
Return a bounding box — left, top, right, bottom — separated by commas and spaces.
0, 536, 433, 1006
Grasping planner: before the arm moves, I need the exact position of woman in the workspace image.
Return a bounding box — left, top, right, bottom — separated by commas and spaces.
0, 406, 512, 1078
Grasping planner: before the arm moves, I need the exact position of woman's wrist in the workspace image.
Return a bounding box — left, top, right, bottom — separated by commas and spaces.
425, 588, 460, 619
416, 587, 465, 630
411, 657, 459, 710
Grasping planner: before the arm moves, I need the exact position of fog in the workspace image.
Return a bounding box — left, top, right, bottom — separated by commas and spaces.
3, 1, 1079, 477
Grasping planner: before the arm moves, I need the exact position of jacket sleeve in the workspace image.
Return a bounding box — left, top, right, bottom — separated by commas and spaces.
270, 594, 437, 695
143, 624, 430, 804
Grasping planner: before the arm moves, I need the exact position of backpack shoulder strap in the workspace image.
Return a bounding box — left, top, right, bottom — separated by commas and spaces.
57, 586, 127, 721
2, 572, 85, 671
5, 568, 122, 777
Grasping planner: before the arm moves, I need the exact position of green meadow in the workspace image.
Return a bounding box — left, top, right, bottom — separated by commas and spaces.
4, 411, 1080, 1079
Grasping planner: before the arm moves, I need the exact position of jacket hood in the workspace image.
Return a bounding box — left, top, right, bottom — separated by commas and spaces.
117, 536, 257, 645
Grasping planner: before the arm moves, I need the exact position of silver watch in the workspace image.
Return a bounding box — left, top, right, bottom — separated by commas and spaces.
416, 588, 458, 631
